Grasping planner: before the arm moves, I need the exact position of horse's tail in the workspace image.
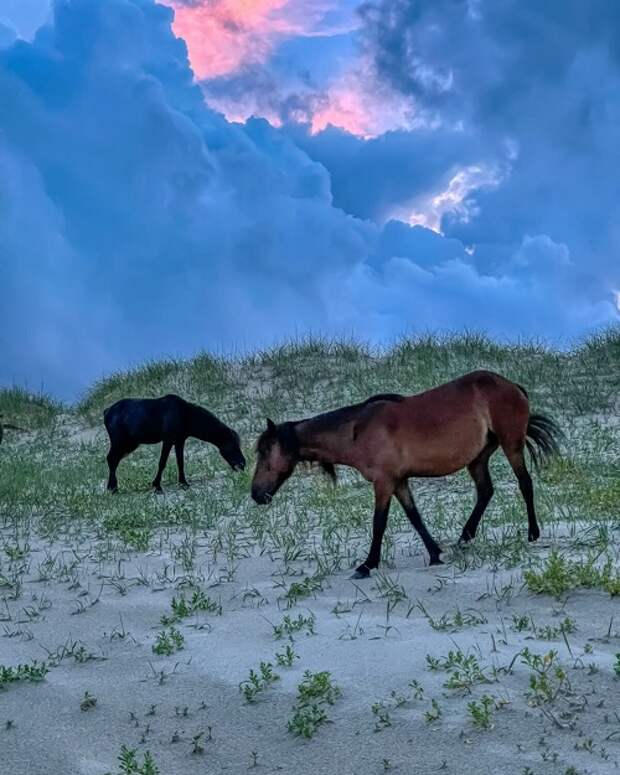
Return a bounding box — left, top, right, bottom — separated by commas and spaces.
525, 413, 562, 471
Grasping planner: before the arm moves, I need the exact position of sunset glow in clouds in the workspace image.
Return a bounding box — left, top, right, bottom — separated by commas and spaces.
0, 0, 619, 394
166, 0, 406, 137
170, 0, 297, 79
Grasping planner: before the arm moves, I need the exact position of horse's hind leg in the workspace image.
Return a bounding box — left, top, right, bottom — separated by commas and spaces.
106, 446, 122, 492
394, 481, 443, 565
503, 445, 540, 542
106, 440, 137, 492
352, 481, 393, 579
459, 437, 499, 543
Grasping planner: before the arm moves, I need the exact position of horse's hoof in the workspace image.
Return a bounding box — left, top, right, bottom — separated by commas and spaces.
458, 534, 473, 545
351, 565, 370, 580
429, 557, 444, 566
179, 482, 190, 489
107, 487, 118, 495
528, 532, 540, 543
152, 486, 163, 495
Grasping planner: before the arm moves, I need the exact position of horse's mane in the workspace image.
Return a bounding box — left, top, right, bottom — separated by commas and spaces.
303, 392, 404, 435
188, 400, 238, 442
256, 393, 404, 485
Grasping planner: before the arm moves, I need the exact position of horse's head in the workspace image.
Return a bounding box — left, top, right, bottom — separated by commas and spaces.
251, 419, 298, 504
219, 429, 246, 472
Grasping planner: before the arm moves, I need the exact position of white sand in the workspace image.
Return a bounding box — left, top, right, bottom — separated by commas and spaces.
2, 524, 619, 775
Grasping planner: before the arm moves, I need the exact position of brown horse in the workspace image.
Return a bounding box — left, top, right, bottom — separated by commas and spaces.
251, 370, 561, 579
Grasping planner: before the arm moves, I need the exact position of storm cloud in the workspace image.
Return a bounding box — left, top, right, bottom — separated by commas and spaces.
0, 0, 617, 396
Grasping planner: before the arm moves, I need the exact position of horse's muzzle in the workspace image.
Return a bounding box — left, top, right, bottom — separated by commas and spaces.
251, 488, 272, 505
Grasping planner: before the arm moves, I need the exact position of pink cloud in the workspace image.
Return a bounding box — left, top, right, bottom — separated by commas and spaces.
310, 77, 414, 138
168, 0, 343, 79
166, 1, 413, 139
170, 0, 291, 79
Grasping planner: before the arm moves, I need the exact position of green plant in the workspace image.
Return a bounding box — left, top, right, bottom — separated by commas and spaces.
115, 745, 159, 775
80, 691, 97, 711
288, 671, 341, 738
275, 644, 299, 667
239, 662, 280, 703
191, 732, 205, 755
161, 591, 222, 625
424, 698, 442, 723
272, 612, 315, 640
288, 704, 329, 739
524, 552, 620, 598
371, 701, 392, 731
426, 649, 493, 694
281, 572, 326, 607
0, 661, 49, 689
408, 679, 425, 700
418, 602, 488, 631
296, 670, 341, 706
536, 617, 577, 641
520, 649, 570, 706
152, 627, 185, 656
512, 614, 531, 632
467, 695, 495, 729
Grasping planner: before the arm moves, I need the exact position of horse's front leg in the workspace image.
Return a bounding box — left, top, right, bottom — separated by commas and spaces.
394, 480, 443, 565
152, 440, 173, 493
352, 481, 393, 579
175, 439, 189, 487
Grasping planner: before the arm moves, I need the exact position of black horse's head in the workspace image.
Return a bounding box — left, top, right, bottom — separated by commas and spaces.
219, 429, 246, 472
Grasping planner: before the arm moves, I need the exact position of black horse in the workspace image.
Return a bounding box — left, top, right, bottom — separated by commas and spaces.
104, 394, 245, 492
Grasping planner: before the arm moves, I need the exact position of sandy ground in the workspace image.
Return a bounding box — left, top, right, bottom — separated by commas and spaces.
2, 524, 619, 775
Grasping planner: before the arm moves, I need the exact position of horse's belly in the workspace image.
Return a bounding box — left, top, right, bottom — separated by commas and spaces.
403, 421, 488, 477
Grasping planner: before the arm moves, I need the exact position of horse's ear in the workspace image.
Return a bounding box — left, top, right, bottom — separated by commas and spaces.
266, 418, 276, 431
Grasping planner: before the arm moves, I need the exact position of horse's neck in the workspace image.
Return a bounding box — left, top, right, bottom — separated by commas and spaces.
189, 405, 225, 445
295, 418, 352, 466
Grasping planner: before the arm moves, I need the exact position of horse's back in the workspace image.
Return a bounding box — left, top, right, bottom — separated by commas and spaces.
104, 394, 187, 443
357, 371, 528, 477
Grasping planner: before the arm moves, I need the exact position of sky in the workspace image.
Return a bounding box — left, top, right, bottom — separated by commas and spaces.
1, 0, 618, 397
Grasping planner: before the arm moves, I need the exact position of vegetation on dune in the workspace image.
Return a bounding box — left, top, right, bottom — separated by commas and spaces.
0, 329, 618, 544
95, 328, 616, 423
77, 353, 234, 422
0, 386, 62, 429
4, 327, 619, 427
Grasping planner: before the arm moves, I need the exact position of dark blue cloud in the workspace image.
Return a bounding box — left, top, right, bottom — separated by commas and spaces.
283, 122, 496, 222
361, 0, 620, 300
0, 0, 617, 397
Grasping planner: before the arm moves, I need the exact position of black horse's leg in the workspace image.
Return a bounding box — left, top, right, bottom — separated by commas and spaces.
107, 440, 138, 493
504, 446, 540, 542
459, 438, 498, 543
175, 440, 188, 486
106, 445, 122, 492
152, 441, 173, 493
394, 480, 443, 565
352, 481, 392, 579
